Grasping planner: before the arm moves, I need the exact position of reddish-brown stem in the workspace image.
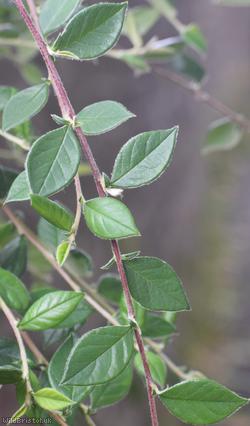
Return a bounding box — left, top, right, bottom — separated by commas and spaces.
14, 2, 159, 424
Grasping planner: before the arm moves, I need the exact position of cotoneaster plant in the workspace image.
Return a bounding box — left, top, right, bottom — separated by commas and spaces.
0, 0, 249, 425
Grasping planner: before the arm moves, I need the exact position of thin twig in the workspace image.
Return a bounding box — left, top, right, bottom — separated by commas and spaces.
154, 66, 250, 133
0, 129, 30, 150
14, 2, 159, 424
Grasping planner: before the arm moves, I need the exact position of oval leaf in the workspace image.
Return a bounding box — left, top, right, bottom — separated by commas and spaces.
33, 388, 73, 411
18, 291, 83, 331
202, 118, 243, 154
48, 334, 92, 403
135, 351, 166, 387
5, 171, 30, 203
76, 100, 135, 135
62, 325, 134, 386
31, 195, 74, 232
52, 2, 128, 60
0, 268, 30, 312
2, 83, 49, 131
84, 197, 140, 240
26, 126, 81, 196
124, 256, 190, 312
40, 0, 81, 35
159, 379, 248, 425
111, 127, 178, 188
56, 241, 71, 266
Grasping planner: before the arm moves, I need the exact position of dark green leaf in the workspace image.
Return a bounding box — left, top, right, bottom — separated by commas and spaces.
5, 171, 30, 203
90, 364, 133, 410
0, 222, 15, 248
52, 2, 128, 60
48, 334, 92, 403
124, 257, 190, 312
2, 83, 49, 131
54, 299, 93, 329
33, 388, 73, 411
31, 195, 74, 232
0, 166, 18, 200
159, 379, 248, 425
98, 274, 122, 304
40, 0, 81, 35
84, 197, 140, 240
202, 118, 243, 154
38, 218, 66, 251
0, 338, 35, 366
0, 267, 30, 312
18, 291, 84, 331
168, 54, 205, 82
135, 351, 166, 387
26, 126, 81, 196
0, 236, 27, 277
141, 313, 176, 338
111, 128, 178, 188
0, 365, 22, 384
76, 101, 135, 136
65, 248, 93, 279
62, 325, 134, 386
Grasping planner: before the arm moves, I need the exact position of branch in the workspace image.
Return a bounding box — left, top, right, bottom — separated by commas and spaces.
13, 1, 159, 424
154, 66, 250, 133
0, 129, 30, 150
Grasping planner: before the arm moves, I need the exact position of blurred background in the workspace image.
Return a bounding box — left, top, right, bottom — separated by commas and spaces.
1, 0, 250, 424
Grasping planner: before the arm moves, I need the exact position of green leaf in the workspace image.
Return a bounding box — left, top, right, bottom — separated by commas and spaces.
202, 118, 243, 154
0, 365, 22, 384
141, 313, 176, 338
182, 24, 207, 53
148, 0, 177, 20
18, 291, 83, 331
40, 0, 81, 35
124, 257, 190, 312
98, 274, 123, 304
26, 126, 81, 196
31, 195, 74, 232
135, 351, 166, 387
90, 364, 133, 410
0, 166, 18, 200
52, 2, 128, 60
48, 335, 92, 403
5, 171, 30, 203
123, 6, 159, 40
0, 85, 16, 111
54, 299, 92, 329
0, 268, 30, 312
84, 197, 140, 240
20, 63, 43, 86
159, 379, 248, 425
2, 83, 49, 131
111, 127, 178, 188
168, 53, 205, 83
38, 218, 66, 251
10, 404, 27, 421
56, 240, 71, 266
65, 248, 93, 279
0, 236, 27, 277
0, 338, 35, 366
76, 100, 135, 135
33, 388, 73, 411
0, 222, 15, 248
62, 325, 134, 386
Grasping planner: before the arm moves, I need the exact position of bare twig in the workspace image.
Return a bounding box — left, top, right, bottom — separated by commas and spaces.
0, 129, 30, 150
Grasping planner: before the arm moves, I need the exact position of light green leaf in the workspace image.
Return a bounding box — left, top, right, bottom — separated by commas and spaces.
202, 118, 243, 154
18, 291, 83, 331
159, 379, 248, 425
148, 0, 177, 19
123, 6, 159, 39
0, 268, 30, 312
40, 0, 81, 35
10, 404, 27, 421
52, 2, 128, 60
111, 127, 178, 188
0, 236, 27, 277
135, 351, 167, 387
26, 126, 81, 196
76, 100, 135, 135
84, 197, 140, 240
31, 195, 74, 232
5, 171, 30, 203
98, 274, 123, 304
0, 166, 18, 200
62, 325, 134, 386
124, 257, 190, 312
182, 24, 207, 53
2, 83, 49, 131
0, 86, 16, 111
49, 335, 92, 403
90, 364, 133, 410
141, 313, 176, 338
56, 241, 71, 266
33, 388, 73, 411
54, 299, 92, 329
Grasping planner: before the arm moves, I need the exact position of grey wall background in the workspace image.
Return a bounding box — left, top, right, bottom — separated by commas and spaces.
0, 1, 250, 424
